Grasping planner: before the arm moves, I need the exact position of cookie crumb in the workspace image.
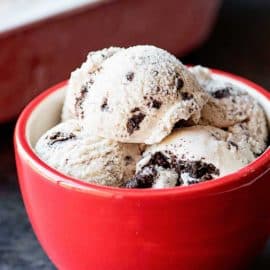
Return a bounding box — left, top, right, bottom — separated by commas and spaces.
175, 77, 184, 90
125, 167, 157, 188
181, 92, 193, 100
127, 113, 145, 134
124, 155, 133, 166
177, 160, 220, 182
131, 107, 140, 113
101, 98, 109, 111
211, 87, 231, 99
48, 132, 76, 145
227, 140, 239, 150
126, 72, 135, 81
75, 85, 88, 118
147, 99, 162, 109
147, 152, 171, 169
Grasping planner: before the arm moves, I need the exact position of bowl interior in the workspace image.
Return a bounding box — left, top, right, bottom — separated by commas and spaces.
26, 87, 65, 147
26, 72, 270, 150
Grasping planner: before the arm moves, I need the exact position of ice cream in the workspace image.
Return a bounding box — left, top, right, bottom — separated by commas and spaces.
228, 117, 268, 156
190, 65, 268, 155
62, 47, 122, 121
34, 46, 269, 189
35, 120, 141, 187
78, 45, 208, 144
125, 126, 255, 188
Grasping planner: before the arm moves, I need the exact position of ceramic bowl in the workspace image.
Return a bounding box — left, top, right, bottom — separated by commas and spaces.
14, 69, 270, 270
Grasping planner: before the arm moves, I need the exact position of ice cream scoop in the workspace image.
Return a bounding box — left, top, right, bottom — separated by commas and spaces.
190, 65, 269, 155
35, 120, 141, 187
125, 126, 255, 188
80, 45, 208, 144
62, 47, 122, 121
228, 116, 268, 156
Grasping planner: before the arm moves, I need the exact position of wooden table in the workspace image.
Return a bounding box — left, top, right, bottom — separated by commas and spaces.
0, 0, 270, 269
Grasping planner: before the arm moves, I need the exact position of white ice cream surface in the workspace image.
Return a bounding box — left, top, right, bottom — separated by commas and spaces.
82, 45, 208, 144
125, 126, 255, 188
190, 65, 269, 155
35, 120, 141, 187
62, 47, 122, 121
34, 50, 268, 189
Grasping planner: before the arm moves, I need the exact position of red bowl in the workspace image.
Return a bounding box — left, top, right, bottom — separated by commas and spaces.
1, 0, 221, 122
14, 69, 270, 270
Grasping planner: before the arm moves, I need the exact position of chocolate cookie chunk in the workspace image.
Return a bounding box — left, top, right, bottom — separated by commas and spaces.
147, 99, 162, 109
127, 113, 145, 135
211, 87, 231, 99
177, 160, 220, 182
75, 85, 88, 118
125, 167, 157, 188
146, 152, 171, 169
175, 73, 184, 90
101, 98, 109, 111
48, 132, 76, 145
181, 92, 193, 100
126, 72, 135, 81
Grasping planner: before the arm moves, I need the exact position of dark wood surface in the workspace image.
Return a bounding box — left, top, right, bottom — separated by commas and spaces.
1, 0, 270, 269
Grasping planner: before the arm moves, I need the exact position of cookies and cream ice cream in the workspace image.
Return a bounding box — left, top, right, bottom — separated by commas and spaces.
62, 47, 122, 121
35, 120, 141, 187
125, 126, 255, 188
190, 65, 268, 155
65, 45, 208, 144
35, 46, 269, 189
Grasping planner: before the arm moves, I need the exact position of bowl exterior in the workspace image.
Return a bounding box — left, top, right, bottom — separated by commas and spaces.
15, 144, 270, 270
0, 0, 220, 122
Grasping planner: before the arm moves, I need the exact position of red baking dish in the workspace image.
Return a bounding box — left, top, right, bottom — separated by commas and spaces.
0, 0, 221, 122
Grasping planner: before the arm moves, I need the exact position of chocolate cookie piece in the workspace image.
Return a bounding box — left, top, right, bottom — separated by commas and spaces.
146, 152, 171, 169
211, 87, 231, 99
152, 100, 162, 109
147, 99, 162, 109
125, 152, 173, 188
175, 73, 184, 90
47, 132, 76, 145
131, 107, 140, 113
131, 152, 220, 189
124, 155, 133, 166
126, 113, 145, 135
125, 167, 157, 188
176, 160, 220, 182
75, 85, 88, 118
101, 98, 109, 111
227, 140, 239, 150
181, 92, 193, 100
126, 72, 135, 81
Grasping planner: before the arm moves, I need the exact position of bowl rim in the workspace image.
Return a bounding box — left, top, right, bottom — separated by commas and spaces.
14, 68, 270, 198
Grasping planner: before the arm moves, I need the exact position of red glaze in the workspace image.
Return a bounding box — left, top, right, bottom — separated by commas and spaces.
14, 70, 270, 270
